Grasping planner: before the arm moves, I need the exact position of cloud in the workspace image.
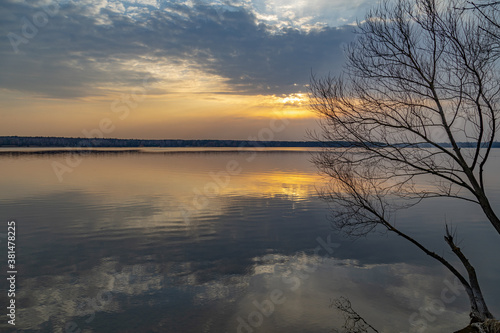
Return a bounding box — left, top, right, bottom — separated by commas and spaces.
242, 0, 373, 30
0, 0, 355, 99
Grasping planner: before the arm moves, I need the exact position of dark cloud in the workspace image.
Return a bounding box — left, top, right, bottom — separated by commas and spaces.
0, 0, 354, 98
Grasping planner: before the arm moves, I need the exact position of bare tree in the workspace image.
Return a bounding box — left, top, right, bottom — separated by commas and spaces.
331, 297, 379, 333
310, 0, 500, 325
455, 1, 500, 66
462, 1, 500, 41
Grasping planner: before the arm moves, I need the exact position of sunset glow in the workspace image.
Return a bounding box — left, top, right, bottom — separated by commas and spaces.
0, 0, 365, 140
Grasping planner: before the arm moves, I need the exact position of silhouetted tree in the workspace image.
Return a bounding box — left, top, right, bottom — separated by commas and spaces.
331, 297, 379, 333
310, 0, 499, 325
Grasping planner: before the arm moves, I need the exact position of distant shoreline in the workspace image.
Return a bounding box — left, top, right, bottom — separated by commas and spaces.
0, 147, 319, 155
0, 136, 499, 149
0, 136, 345, 148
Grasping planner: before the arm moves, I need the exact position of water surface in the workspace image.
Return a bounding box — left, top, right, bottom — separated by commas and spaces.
0, 148, 499, 333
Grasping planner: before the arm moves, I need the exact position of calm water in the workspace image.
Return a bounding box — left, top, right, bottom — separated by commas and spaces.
0, 148, 499, 333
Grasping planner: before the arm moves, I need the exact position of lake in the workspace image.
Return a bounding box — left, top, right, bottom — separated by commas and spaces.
0, 148, 499, 333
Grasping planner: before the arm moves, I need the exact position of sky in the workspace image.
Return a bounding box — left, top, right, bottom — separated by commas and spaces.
0, 0, 374, 140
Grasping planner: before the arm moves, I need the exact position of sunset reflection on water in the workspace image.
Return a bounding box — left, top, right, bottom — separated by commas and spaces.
0, 149, 499, 333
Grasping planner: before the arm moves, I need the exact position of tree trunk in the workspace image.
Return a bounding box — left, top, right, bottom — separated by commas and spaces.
445, 227, 494, 321
454, 319, 500, 333
477, 193, 500, 236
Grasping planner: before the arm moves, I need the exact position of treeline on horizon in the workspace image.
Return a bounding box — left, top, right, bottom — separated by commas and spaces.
1, 136, 499, 148
0, 136, 331, 148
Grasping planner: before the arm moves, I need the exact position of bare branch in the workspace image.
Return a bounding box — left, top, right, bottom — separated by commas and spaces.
331, 297, 379, 333
311, 0, 500, 322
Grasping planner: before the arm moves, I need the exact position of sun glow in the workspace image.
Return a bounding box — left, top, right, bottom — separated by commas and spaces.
280, 93, 307, 105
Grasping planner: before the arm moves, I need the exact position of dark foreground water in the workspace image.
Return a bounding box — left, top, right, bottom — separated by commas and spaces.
0, 148, 499, 333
